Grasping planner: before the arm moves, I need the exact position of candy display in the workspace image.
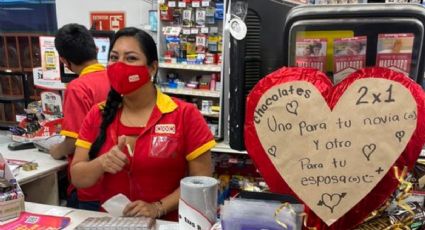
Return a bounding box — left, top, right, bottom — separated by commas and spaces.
161, 0, 223, 64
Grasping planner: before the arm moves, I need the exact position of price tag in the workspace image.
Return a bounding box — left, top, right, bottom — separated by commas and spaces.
178, 1, 186, 7
182, 28, 191, 35
210, 27, 218, 34
200, 27, 209, 34
164, 27, 182, 36
168, 1, 176, 7
163, 27, 172, 35
191, 28, 199, 34
158, 0, 165, 3
201, 1, 210, 7
192, 1, 200, 7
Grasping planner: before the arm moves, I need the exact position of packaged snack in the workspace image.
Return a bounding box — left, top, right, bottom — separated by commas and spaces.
187, 54, 198, 64
186, 35, 197, 55
208, 35, 219, 53
196, 8, 206, 26
206, 7, 216, 24
179, 35, 188, 62
165, 36, 181, 58
196, 34, 207, 54
172, 8, 182, 24
215, 3, 224, 20
388, 202, 425, 230
160, 4, 173, 21
183, 8, 194, 26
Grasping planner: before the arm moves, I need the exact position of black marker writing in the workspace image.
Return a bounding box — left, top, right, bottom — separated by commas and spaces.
268, 145, 277, 157
362, 144, 376, 161
395, 131, 405, 143
317, 192, 346, 213
267, 115, 292, 133
335, 118, 351, 129
286, 100, 299, 116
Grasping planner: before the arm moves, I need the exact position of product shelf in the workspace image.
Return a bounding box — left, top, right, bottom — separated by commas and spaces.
159, 62, 221, 72
212, 141, 248, 155
161, 87, 221, 98
200, 111, 220, 118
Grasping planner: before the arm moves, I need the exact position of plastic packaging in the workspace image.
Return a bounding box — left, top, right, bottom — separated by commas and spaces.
221, 199, 303, 230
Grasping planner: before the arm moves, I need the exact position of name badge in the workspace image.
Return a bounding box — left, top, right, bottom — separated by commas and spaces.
155, 124, 176, 134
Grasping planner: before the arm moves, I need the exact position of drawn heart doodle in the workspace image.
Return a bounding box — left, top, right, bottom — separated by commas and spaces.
244, 67, 425, 229
286, 100, 299, 115
318, 193, 346, 213
362, 144, 376, 161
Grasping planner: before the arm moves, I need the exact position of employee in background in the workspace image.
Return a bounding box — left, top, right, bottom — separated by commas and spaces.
70, 27, 215, 220
50, 23, 110, 211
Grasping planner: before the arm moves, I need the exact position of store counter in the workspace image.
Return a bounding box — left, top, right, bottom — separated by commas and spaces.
24, 202, 178, 229
0, 143, 68, 205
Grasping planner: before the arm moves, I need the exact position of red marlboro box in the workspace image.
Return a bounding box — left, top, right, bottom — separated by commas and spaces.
295, 38, 327, 72
376, 33, 414, 76
333, 36, 367, 84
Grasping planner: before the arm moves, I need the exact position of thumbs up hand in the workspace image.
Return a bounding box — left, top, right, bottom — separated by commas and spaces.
98, 135, 129, 174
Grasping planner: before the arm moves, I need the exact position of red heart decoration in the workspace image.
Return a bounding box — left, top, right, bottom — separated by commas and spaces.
244, 67, 425, 229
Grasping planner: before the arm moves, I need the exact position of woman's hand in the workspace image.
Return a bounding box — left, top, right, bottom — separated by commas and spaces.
97, 136, 128, 174
123, 200, 162, 218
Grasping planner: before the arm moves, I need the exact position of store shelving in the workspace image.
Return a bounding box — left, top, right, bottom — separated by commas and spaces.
0, 95, 26, 101
212, 141, 248, 155
200, 111, 220, 118
157, 0, 226, 139
159, 62, 221, 72
0, 33, 43, 128
0, 120, 19, 128
161, 87, 220, 98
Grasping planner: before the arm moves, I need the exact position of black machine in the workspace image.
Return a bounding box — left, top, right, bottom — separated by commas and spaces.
228, 0, 296, 150
228, 3, 425, 151
8, 141, 35, 151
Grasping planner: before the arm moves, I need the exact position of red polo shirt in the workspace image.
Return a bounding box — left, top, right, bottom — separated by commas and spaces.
76, 90, 216, 220
61, 63, 110, 202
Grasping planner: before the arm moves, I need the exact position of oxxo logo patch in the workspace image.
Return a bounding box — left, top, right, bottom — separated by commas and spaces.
155, 124, 176, 134
128, 74, 140, 82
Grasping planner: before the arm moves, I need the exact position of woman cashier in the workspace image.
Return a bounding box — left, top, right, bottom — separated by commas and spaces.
70, 27, 216, 220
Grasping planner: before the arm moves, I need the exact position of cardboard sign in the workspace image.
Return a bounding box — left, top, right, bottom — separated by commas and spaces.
90, 12, 125, 31
33, 67, 66, 90
39, 36, 61, 81
41, 91, 63, 115
252, 79, 417, 225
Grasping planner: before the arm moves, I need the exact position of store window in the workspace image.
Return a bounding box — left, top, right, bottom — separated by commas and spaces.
0, 0, 57, 33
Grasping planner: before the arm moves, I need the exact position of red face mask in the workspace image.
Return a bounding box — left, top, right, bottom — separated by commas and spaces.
107, 62, 151, 95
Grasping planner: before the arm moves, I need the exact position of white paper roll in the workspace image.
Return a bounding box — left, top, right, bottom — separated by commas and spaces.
180, 176, 218, 227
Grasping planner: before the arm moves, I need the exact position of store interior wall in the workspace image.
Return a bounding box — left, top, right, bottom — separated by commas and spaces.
55, 0, 156, 32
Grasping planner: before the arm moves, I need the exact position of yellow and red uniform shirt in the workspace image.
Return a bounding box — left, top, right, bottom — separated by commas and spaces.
76, 89, 216, 220
61, 63, 110, 202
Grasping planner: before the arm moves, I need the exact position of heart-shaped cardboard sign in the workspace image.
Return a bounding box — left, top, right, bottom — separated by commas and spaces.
244, 67, 425, 229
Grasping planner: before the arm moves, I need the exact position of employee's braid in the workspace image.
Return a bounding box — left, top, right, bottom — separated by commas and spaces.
88, 89, 122, 160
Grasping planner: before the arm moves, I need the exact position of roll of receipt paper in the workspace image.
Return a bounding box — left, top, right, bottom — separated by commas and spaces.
179, 176, 218, 230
